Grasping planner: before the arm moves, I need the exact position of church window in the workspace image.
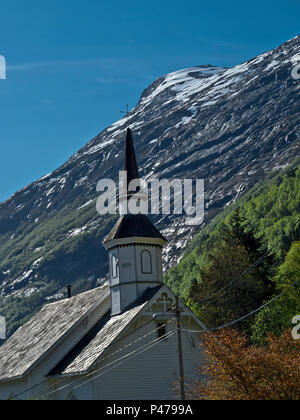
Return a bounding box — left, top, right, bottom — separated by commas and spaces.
141, 250, 152, 274
111, 253, 119, 278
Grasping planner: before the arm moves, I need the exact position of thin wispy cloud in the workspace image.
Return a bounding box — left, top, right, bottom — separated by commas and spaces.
6, 57, 153, 90
7, 58, 123, 72
6, 57, 147, 73
7, 60, 60, 71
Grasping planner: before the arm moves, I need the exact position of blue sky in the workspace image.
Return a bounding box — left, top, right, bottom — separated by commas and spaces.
0, 0, 299, 202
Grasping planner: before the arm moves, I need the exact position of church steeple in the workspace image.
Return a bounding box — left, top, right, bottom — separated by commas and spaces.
124, 128, 139, 192
103, 128, 167, 316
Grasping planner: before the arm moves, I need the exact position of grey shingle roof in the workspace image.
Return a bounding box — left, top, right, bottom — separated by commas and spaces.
49, 286, 162, 376
57, 303, 147, 375
0, 285, 110, 382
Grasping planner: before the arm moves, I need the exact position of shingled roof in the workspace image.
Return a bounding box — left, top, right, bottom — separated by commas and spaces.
51, 303, 146, 375
104, 214, 167, 243
49, 285, 162, 376
0, 285, 110, 382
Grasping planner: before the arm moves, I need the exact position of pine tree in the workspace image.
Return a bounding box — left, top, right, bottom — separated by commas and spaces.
251, 241, 300, 345
193, 210, 275, 331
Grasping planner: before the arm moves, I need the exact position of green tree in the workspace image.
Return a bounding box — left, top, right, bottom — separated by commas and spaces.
194, 211, 274, 331
251, 241, 300, 345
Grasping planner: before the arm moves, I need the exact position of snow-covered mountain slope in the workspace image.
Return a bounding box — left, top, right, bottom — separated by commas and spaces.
0, 35, 299, 310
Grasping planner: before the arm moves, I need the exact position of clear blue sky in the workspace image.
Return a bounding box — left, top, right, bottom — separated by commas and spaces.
0, 0, 299, 202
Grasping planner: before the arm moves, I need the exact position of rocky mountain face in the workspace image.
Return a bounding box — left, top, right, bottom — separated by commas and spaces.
0, 35, 299, 311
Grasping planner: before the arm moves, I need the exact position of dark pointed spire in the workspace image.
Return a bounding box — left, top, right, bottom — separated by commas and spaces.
103, 127, 168, 246
124, 128, 140, 191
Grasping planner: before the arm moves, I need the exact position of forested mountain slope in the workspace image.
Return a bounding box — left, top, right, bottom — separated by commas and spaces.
166, 159, 300, 299
0, 35, 299, 338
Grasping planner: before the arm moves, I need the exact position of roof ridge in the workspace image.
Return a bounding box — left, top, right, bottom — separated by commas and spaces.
44, 284, 109, 307
0, 285, 110, 382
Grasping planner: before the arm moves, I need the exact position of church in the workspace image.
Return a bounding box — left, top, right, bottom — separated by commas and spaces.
0, 129, 207, 400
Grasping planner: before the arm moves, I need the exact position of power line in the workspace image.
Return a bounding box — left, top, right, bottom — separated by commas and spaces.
14, 318, 174, 400
37, 276, 298, 400
211, 294, 283, 331
13, 377, 49, 400
38, 333, 173, 400
212, 276, 300, 331
195, 216, 300, 307
38, 277, 299, 399
37, 330, 176, 400
15, 275, 299, 400
13, 216, 300, 399
63, 332, 176, 398
184, 277, 300, 333
117, 317, 156, 344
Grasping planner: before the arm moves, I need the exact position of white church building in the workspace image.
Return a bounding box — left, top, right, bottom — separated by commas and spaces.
0, 129, 207, 400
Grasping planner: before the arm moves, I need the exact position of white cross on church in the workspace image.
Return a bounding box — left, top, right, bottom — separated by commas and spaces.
159, 294, 171, 312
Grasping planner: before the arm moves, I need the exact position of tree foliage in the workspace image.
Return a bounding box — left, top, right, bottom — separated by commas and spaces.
193, 210, 274, 330
251, 241, 300, 345
188, 328, 300, 400
165, 161, 300, 341
165, 160, 300, 299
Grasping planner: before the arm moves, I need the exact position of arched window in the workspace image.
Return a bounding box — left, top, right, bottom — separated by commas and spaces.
111, 253, 119, 278
141, 250, 152, 274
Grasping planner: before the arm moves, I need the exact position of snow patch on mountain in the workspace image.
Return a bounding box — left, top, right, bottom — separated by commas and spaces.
0, 35, 299, 301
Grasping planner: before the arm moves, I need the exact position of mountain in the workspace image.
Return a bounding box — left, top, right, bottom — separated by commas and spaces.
165, 158, 300, 299
164, 159, 300, 344
0, 35, 299, 337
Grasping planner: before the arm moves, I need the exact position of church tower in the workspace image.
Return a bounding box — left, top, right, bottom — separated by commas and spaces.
103, 128, 167, 316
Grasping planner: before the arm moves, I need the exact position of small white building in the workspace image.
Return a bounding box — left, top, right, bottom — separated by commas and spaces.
0, 129, 207, 400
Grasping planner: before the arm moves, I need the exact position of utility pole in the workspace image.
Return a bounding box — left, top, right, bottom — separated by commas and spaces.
153, 296, 186, 401
175, 295, 185, 401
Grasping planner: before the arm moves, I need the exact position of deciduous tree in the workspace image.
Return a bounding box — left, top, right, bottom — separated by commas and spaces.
188, 328, 300, 400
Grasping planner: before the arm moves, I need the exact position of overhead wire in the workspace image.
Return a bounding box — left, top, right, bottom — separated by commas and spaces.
195, 216, 300, 306
37, 330, 176, 400
183, 277, 300, 333
14, 317, 174, 400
